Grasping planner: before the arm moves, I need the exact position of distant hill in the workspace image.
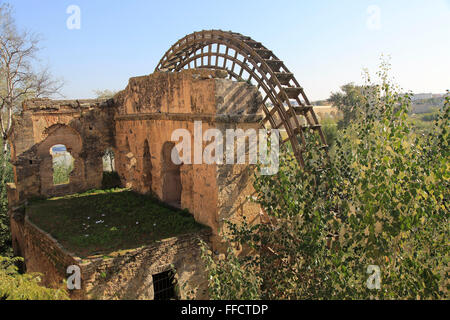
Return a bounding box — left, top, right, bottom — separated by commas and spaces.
313, 106, 342, 121
411, 93, 445, 101
410, 94, 446, 114
311, 100, 329, 106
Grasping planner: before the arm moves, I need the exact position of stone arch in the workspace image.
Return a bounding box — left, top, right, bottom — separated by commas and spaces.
36, 125, 84, 197
161, 141, 182, 208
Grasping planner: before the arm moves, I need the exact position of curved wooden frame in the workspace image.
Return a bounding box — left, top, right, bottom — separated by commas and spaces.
155, 30, 327, 167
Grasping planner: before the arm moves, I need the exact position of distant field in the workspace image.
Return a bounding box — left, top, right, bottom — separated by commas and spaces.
411, 96, 445, 114
312, 94, 446, 115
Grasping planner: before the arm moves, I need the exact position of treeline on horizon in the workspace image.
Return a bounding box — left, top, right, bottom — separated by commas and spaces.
313, 91, 446, 114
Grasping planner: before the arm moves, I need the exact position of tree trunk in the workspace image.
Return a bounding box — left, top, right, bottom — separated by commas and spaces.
1, 139, 8, 187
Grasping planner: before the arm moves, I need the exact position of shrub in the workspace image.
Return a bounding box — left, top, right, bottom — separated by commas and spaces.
201, 61, 449, 300
53, 162, 73, 185
0, 256, 69, 300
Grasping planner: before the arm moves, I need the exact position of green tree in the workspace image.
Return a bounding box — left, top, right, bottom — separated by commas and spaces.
201, 60, 449, 300
328, 83, 366, 128
0, 256, 69, 300
0, 136, 12, 256
328, 82, 380, 129
52, 161, 74, 186
320, 117, 338, 149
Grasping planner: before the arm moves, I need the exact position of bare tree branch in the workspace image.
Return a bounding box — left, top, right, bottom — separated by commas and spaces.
0, 3, 64, 180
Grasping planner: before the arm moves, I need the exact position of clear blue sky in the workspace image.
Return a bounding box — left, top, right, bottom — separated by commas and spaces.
9, 0, 450, 100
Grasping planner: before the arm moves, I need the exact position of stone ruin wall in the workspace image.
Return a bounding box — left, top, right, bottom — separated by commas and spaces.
8, 69, 263, 242
10, 205, 210, 300
113, 70, 263, 245
7, 98, 116, 204
82, 228, 211, 300
9, 208, 80, 293
7, 69, 264, 298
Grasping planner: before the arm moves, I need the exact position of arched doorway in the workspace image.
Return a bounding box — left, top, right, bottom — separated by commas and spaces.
37, 125, 84, 196
161, 142, 182, 208
50, 144, 74, 185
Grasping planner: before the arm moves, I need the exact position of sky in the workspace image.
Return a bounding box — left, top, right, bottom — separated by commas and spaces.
8, 0, 450, 101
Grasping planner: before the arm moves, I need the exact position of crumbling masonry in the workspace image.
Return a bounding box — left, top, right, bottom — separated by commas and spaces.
7, 69, 262, 299
6, 30, 327, 299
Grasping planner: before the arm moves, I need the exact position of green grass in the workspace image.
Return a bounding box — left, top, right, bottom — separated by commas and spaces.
27, 189, 208, 258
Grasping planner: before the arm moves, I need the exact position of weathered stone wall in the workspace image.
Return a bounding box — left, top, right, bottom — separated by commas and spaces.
114, 70, 262, 245
8, 98, 116, 202
9, 209, 81, 293
9, 206, 210, 300
8, 71, 263, 242
82, 230, 211, 300
7, 68, 265, 299
8, 70, 263, 243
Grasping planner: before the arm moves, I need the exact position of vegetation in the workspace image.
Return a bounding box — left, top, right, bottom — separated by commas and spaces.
0, 137, 12, 257
328, 82, 375, 128
27, 188, 207, 258
201, 61, 449, 300
411, 97, 445, 114
101, 148, 120, 188
52, 160, 74, 186
0, 256, 69, 300
0, 4, 67, 299
320, 117, 338, 149
0, 3, 62, 183
0, 2, 61, 256
94, 89, 117, 99
102, 147, 115, 172
0, 3, 447, 300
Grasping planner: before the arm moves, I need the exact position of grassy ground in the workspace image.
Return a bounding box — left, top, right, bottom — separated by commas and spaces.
27, 189, 207, 258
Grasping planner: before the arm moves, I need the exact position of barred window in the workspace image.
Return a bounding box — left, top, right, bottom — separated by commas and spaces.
152, 270, 177, 300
